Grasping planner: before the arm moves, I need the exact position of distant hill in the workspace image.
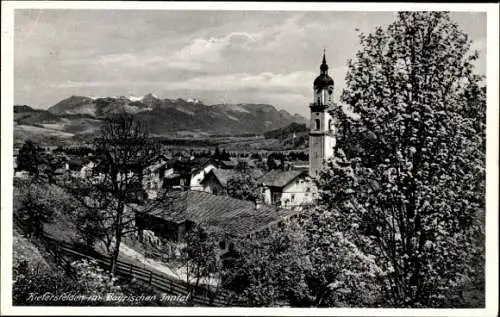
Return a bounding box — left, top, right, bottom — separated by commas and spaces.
263, 122, 309, 150
264, 122, 308, 139
14, 95, 307, 145
14, 105, 62, 126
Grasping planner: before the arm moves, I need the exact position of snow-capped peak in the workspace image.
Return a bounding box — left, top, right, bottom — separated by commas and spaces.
88, 94, 160, 102
128, 95, 144, 102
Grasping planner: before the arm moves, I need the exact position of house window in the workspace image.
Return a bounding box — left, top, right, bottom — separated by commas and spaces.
315, 119, 320, 130
291, 194, 295, 201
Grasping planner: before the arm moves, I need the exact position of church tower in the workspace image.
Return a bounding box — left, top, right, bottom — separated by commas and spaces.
309, 51, 335, 177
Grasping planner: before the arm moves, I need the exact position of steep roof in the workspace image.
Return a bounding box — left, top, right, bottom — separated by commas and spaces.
259, 169, 308, 188
142, 190, 284, 237
201, 168, 266, 188
208, 169, 239, 187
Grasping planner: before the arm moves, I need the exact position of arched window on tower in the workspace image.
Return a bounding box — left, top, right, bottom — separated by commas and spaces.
329, 119, 333, 132
315, 119, 320, 130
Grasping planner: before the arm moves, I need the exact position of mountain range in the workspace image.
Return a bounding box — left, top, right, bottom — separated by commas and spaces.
14, 94, 307, 145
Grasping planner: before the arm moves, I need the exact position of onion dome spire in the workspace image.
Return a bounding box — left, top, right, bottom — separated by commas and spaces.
314, 49, 334, 90
320, 48, 328, 73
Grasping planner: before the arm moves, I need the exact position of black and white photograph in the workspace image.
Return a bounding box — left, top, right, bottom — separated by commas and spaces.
1, 2, 498, 315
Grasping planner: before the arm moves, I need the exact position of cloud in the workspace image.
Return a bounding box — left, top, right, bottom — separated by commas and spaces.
50, 70, 316, 91
14, 10, 486, 117
166, 31, 261, 71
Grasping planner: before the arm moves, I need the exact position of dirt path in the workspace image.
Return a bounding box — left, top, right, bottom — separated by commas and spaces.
118, 242, 219, 288
118, 242, 181, 279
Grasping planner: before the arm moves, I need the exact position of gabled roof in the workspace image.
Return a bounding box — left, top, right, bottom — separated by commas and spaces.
142, 190, 282, 237
259, 169, 308, 188
201, 169, 239, 187
201, 168, 266, 188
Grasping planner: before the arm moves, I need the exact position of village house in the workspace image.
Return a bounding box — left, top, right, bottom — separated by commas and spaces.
135, 190, 294, 255
188, 158, 218, 190
199, 169, 236, 195
67, 155, 97, 179
142, 154, 171, 199
146, 157, 219, 193
200, 168, 264, 196
259, 169, 317, 208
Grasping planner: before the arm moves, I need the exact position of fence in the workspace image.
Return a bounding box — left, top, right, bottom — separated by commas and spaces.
41, 234, 239, 307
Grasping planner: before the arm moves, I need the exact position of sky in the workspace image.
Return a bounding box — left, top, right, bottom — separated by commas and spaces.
14, 10, 486, 118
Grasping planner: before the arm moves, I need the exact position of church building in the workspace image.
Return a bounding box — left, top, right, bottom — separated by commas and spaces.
259, 51, 337, 207
309, 50, 336, 177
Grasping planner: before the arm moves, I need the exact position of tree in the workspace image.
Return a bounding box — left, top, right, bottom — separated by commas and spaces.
16, 140, 56, 182
221, 149, 230, 161
73, 202, 107, 249
180, 225, 222, 290
64, 113, 160, 275
213, 146, 221, 160
226, 173, 262, 202
221, 221, 308, 306
15, 181, 71, 237
221, 211, 386, 307
16, 140, 44, 175
266, 153, 280, 170
95, 113, 160, 274
317, 12, 485, 307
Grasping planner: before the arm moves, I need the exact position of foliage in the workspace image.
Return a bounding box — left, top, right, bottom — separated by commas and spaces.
221, 220, 308, 306
180, 225, 222, 289
222, 213, 386, 307
15, 180, 71, 237
13, 252, 75, 305
71, 259, 121, 296
317, 12, 485, 307
226, 172, 262, 202
13, 239, 121, 305
16, 140, 46, 175
73, 202, 108, 248
15, 140, 62, 183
